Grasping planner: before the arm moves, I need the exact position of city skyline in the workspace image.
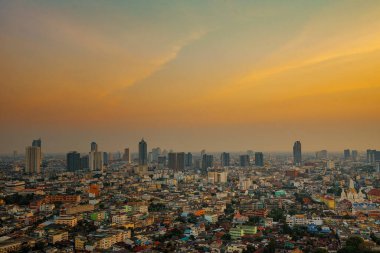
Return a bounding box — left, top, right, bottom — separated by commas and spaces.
1, 1, 380, 153
1, 137, 379, 155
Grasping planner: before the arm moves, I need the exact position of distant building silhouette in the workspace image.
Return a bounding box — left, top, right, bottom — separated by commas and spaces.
185, 152, 193, 167
344, 149, 351, 160
25, 146, 41, 174
255, 152, 264, 166
139, 139, 147, 166
123, 148, 130, 163
168, 152, 185, 171
293, 141, 302, 166
202, 154, 213, 170
221, 152, 230, 167
67, 151, 80, 171
91, 142, 98, 152
240, 155, 250, 167
80, 155, 89, 169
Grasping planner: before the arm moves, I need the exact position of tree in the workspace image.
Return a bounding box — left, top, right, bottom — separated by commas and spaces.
221, 233, 231, 241
338, 236, 368, 253
264, 239, 276, 253
314, 248, 328, 253
268, 208, 284, 222
345, 236, 364, 249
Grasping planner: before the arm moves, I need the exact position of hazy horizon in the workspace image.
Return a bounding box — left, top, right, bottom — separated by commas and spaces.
1, 1, 380, 153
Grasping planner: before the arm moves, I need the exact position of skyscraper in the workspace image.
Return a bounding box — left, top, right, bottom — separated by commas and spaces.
89, 151, 103, 171
344, 149, 351, 160
168, 152, 177, 170
91, 142, 98, 152
255, 152, 264, 166
185, 152, 193, 167
168, 152, 185, 171
316, 150, 328, 159
103, 152, 109, 165
67, 151, 81, 171
89, 142, 103, 171
152, 147, 161, 162
352, 150, 358, 161
32, 138, 41, 148
221, 152, 230, 167
293, 141, 302, 166
122, 148, 130, 163
139, 139, 147, 166
202, 154, 213, 170
367, 149, 380, 164
239, 155, 250, 167
25, 146, 41, 174
32, 138, 42, 158
80, 155, 89, 169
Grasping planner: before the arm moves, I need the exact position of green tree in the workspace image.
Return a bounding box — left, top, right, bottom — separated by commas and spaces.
268, 208, 284, 222
314, 248, 328, 253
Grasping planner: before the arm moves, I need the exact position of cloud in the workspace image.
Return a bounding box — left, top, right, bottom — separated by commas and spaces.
125, 30, 208, 88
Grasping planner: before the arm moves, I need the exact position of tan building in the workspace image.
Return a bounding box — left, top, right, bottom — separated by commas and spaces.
208, 169, 228, 184
49, 231, 68, 244
75, 236, 87, 250
65, 204, 94, 215
55, 215, 78, 227
45, 194, 81, 203
25, 146, 41, 174
96, 230, 131, 250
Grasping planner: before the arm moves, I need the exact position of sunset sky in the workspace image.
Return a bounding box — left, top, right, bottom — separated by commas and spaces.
1, 1, 380, 153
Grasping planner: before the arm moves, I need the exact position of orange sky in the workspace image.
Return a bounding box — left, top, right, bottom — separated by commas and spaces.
1, 1, 380, 153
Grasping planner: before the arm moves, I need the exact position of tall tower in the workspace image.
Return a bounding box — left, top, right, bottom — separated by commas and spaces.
25, 146, 41, 174
344, 149, 351, 160
139, 139, 147, 166
255, 152, 264, 166
32, 138, 42, 158
89, 142, 103, 171
293, 141, 302, 166
67, 151, 81, 171
221, 152, 230, 167
123, 148, 130, 163
91, 142, 98, 152
239, 155, 250, 167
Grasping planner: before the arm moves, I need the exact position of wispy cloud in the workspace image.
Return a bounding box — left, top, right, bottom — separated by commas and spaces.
125, 30, 208, 88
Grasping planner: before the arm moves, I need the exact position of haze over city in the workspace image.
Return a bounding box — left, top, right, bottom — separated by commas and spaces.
1, 0, 380, 153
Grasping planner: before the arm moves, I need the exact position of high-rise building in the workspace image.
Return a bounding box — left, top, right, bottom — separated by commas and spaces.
89, 151, 103, 171
352, 150, 358, 161
152, 147, 161, 162
344, 149, 351, 160
185, 152, 193, 167
67, 151, 81, 171
221, 152, 230, 167
103, 152, 109, 165
138, 139, 147, 166
25, 146, 41, 174
80, 155, 89, 169
32, 138, 42, 159
122, 148, 130, 163
177, 152, 185, 171
168, 152, 185, 171
255, 152, 264, 166
32, 138, 41, 148
158, 156, 166, 167
293, 141, 302, 166
168, 152, 177, 170
202, 154, 213, 170
208, 169, 228, 184
316, 150, 328, 159
367, 149, 380, 164
91, 142, 98, 152
240, 155, 250, 167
